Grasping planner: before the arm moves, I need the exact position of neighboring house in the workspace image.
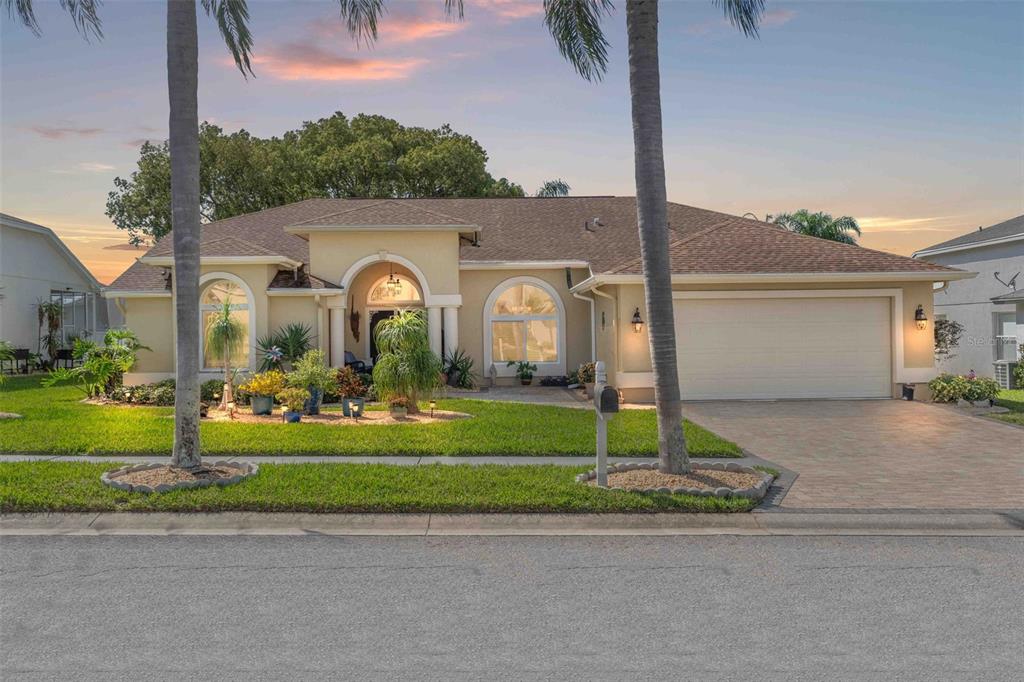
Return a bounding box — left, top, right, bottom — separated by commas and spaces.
0, 213, 115, 352
914, 215, 1024, 386
105, 197, 970, 401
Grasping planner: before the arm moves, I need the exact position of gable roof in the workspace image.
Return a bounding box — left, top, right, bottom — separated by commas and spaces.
1, 213, 102, 289
914, 214, 1024, 258
107, 197, 963, 293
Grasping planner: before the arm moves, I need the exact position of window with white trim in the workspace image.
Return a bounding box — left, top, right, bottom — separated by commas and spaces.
201, 279, 250, 370
489, 283, 559, 363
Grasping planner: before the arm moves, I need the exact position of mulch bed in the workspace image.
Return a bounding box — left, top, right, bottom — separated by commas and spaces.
204, 408, 471, 426
114, 464, 239, 487
588, 468, 763, 492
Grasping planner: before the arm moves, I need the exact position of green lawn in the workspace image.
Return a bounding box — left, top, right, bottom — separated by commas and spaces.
0, 376, 741, 457
993, 389, 1024, 426
0, 462, 756, 513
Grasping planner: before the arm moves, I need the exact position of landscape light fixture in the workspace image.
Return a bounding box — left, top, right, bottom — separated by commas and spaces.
429, 399, 436, 417
351, 402, 361, 419
915, 305, 928, 330
631, 308, 644, 333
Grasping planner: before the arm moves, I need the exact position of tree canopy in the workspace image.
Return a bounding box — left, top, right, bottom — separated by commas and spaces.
106, 112, 525, 244
771, 209, 862, 245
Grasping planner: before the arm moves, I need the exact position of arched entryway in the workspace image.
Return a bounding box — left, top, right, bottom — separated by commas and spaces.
364, 270, 424, 362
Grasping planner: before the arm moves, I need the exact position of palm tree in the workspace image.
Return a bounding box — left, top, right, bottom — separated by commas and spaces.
536, 179, 571, 197
7, 0, 461, 469
371, 310, 442, 414
544, 0, 763, 474
772, 209, 862, 244
205, 297, 246, 409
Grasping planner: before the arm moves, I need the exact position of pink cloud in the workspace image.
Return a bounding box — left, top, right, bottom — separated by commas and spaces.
250, 44, 427, 81
473, 0, 544, 20
761, 8, 797, 28
382, 16, 466, 43
26, 125, 105, 139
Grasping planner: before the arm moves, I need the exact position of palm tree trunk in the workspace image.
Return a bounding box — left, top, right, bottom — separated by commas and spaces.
167, 0, 202, 468
626, 0, 689, 474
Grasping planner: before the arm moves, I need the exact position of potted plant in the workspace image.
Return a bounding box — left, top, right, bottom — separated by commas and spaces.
389, 395, 410, 418
336, 366, 367, 417
239, 370, 286, 416
276, 387, 309, 423
288, 349, 335, 415
507, 360, 538, 386
577, 361, 596, 397
444, 348, 476, 389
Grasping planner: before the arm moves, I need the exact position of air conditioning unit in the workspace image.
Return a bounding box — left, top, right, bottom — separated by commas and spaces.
994, 361, 1019, 390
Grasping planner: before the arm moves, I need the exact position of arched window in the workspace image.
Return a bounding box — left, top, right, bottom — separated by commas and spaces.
485, 278, 564, 373
200, 279, 250, 370
367, 274, 422, 306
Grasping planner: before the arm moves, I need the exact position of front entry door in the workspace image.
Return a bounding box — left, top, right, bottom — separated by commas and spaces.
369, 309, 395, 362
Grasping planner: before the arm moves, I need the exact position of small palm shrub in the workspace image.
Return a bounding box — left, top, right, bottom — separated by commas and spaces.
43, 328, 149, 397
372, 310, 441, 414
444, 348, 476, 389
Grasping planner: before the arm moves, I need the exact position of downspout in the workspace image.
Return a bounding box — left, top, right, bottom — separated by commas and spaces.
571, 290, 597, 362
590, 287, 618, 375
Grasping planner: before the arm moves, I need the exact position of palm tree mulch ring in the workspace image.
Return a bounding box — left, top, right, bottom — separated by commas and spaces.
578, 462, 773, 500
101, 461, 258, 494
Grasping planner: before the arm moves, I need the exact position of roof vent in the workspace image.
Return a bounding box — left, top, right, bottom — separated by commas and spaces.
585, 217, 604, 232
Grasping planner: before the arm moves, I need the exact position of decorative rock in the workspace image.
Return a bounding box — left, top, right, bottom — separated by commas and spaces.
655, 487, 671, 495
713, 487, 731, 498
153, 483, 174, 493
134, 485, 153, 494
0, 412, 23, 419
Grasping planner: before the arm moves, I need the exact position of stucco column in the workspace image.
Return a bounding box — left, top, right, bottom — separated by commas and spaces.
427, 306, 443, 357
329, 305, 346, 367
443, 306, 459, 357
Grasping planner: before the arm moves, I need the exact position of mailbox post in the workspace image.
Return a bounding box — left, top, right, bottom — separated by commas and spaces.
593, 361, 619, 486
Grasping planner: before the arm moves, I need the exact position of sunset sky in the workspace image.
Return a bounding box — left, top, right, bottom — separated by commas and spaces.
2, 0, 1022, 284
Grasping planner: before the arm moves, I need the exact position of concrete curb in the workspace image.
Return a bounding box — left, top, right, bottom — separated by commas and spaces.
3, 511, 1021, 536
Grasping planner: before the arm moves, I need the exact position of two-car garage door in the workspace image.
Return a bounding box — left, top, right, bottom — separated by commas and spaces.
674, 295, 892, 400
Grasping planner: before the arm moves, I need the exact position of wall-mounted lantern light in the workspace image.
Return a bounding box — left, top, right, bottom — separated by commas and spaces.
915, 305, 928, 330
631, 307, 644, 334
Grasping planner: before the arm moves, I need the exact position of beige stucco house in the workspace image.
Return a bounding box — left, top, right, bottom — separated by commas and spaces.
105, 197, 971, 401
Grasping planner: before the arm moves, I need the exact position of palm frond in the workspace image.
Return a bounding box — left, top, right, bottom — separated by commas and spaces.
713, 0, 765, 39
3, 0, 103, 39
543, 0, 614, 83
443, 0, 464, 20
202, 0, 254, 76
335, 0, 386, 46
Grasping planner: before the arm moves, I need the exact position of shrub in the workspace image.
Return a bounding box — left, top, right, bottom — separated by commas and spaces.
287, 350, 336, 392
42, 328, 149, 397
336, 366, 367, 398
444, 348, 477, 389
576, 362, 596, 384
276, 387, 310, 413
388, 395, 410, 409
540, 375, 570, 387
1015, 356, 1024, 388
239, 370, 286, 397
200, 379, 223, 403
928, 373, 1001, 403
257, 323, 313, 371
372, 310, 441, 414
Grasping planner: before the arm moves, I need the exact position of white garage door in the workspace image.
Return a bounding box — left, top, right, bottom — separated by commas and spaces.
675, 296, 892, 400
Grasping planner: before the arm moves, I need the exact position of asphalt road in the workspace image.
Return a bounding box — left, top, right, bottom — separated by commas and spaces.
2, 535, 1022, 680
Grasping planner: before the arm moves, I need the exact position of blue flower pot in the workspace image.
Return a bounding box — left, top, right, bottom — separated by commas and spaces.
283, 410, 302, 423
251, 395, 273, 416
304, 387, 323, 415
342, 397, 365, 417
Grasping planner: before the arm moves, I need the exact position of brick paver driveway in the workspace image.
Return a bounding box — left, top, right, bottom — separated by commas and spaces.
683, 400, 1024, 510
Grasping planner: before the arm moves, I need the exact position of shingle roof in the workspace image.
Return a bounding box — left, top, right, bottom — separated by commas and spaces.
610, 218, 958, 275
291, 200, 472, 227
991, 288, 1024, 303
916, 214, 1024, 255
108, 197, 960, 292
107, 260, 171, 292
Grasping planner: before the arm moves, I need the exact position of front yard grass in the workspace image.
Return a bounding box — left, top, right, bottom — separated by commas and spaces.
993, 389, 1024, 426
0, 376, 742, 457
0, 462, 756, 513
